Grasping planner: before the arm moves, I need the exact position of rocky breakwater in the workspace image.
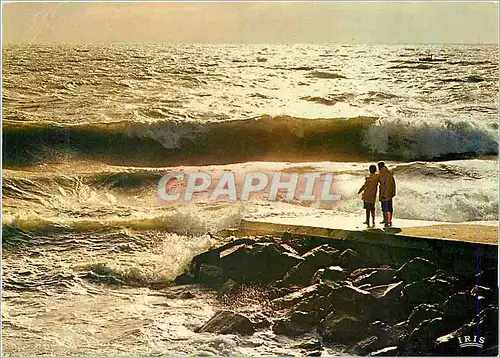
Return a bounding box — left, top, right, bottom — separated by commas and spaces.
175, 234, 498, 356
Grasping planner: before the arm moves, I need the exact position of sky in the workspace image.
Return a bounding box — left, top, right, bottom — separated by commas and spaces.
2, 2, 499, 44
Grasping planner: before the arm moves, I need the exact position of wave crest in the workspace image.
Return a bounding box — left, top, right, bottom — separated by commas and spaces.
362, 119, 498, 160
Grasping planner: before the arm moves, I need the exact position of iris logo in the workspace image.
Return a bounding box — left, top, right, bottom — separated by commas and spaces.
458, 335, 485, 349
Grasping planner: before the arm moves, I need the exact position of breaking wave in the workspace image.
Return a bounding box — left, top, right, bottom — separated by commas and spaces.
3, 115, 497, 168
362, 119, 498, 160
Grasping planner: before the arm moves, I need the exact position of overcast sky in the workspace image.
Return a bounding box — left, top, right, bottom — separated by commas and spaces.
2, 2, 498, 44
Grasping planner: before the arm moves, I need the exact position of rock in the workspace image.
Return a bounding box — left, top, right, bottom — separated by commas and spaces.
220, 243, 303, 284
285, 285, 339, 326
305, 350, 322, 356
367, 281, 404, 299
350, 267, 397, 287
271, 283, 333, 310
367, 281, 407, 323
407, 304, 442, 332
474, 267, 498, 290
358, 283, 372, 290
218, 279, 239, 297
329, 284, 378, 319
352, 336, 382, 355
198, 264, 224, 286
273, 317, 310, 337
319, 312, 369, 344
174, 272, 195, 285
369, 346, 399, 356
435, 306, 499, 356
398, 317, 452, 355
281, 245, 340, 286
369, 320, 408, 347
311, 266, 346, 284
289, 309, 322, 328
442, 292, 484, 327
250, 312, 272, 330
471, 285, 497, 305
338, 249, 368, 272
401, 277, 454, 307
396, 257, 437, 283
302, 244, 339, 262
196, 310, 255, 335
178, 290, 195, 299
294, 339, 322, 350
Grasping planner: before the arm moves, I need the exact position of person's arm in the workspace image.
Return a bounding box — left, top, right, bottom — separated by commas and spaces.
358, 179, 367, 195
378, 173, 387, 200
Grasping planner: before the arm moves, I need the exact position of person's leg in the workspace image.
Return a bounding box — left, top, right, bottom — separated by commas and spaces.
387, 200, 393, 226
364, 209, 370, 225
380, 200, 388, 224
371, 210, 375, 227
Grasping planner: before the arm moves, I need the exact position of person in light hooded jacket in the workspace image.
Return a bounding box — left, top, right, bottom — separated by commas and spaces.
377, 162, 396, 227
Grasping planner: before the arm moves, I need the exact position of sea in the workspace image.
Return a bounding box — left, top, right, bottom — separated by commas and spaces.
2, 43, 498, 356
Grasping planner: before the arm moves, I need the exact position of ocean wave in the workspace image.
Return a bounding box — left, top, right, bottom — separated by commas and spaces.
2, 200, 243, 237
362, 119, 498, 160
2, 227, 217, 291
307, 71, 347, 79
3, 115, 497, 168
440, 75, 486, 83
388, 64, 432, 70
2, 116, 377, 167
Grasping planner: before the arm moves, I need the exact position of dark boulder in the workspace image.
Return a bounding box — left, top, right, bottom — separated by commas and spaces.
302, 244, 340, 262
311, 266, 346, 284
401, 277, 454, 307
198, 264, 224, 286
273, 309, 326, 337
281, 245, 340, 286
273, 318, 310, 337
272, 309, 322, 337
178, 290, 195, 299
350, 267, 397, 287
339, 249, 369, 272
442, 292, 485, 328
471, 284, 497, 305
367, 281, 404, 300
220, 242, 303, 284
281, 284, 341, 328
329, 284, 379, 319
407, 304, 443, 332
319, 312, 369, 344
294, 339, 322, 351
369, 320, 408, 347
435, 306, 499, 356
250, 312, 272, 330
174, 272, 195, 285
196, 310, 255, 335
352, 336, 383, 355
398, 317, 452, 355
367, 281, 407, 323
474, 267, 498, 290
271, 283, 334, 310
396, 257, 437, 283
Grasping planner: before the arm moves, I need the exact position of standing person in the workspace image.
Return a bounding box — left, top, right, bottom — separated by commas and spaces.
377, 162, 396, 227
357, 165, 379, 227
